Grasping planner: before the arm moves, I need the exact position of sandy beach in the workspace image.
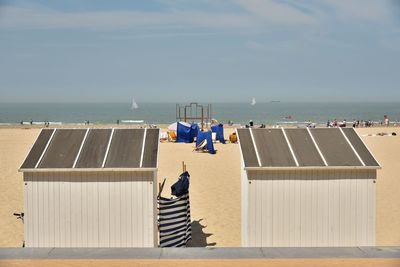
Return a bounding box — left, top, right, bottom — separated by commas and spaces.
0, 126, 399, 247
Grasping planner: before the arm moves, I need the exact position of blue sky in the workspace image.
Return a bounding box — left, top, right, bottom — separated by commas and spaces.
0, 0, 400, 103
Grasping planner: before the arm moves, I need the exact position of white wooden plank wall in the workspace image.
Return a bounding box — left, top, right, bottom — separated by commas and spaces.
23, 171, 155, 247
246, 169, 376, 247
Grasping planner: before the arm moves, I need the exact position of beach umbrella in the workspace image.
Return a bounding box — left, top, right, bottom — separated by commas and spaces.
168, 121, 191, 131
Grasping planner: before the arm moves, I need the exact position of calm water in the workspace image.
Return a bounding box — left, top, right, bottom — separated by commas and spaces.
0, 102, 399, 125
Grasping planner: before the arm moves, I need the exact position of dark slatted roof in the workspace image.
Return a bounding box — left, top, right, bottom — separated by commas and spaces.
75, 129, 112, 168
237, 129, 259, 167
285, 128, 325, 167
20, 129, 54, 169
20, 128, 159, 170
237, 128, 380, 169
105, 129, 144, 168
141, 129, 159, 168
342, 128, 379, 166
252, 129, 296, 167
310, 128, 362, 166
39, 129, 87, 168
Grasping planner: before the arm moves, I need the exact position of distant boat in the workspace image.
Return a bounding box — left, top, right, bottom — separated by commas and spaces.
270, 100, 281, 103
131, 97, 139, 110
121, 120, 144, 124
251, 97, 256, 106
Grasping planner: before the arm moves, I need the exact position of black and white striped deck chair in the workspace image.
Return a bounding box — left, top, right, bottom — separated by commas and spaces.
158, 193, 192, 247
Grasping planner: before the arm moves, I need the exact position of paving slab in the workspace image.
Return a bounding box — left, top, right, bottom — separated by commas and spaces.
160, 247, 264, 259
261, 247, 367, 258
359, 247, 400, 258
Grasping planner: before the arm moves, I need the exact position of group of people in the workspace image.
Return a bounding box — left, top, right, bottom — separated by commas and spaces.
327, 116, 391, 128
19, 120, 50, 127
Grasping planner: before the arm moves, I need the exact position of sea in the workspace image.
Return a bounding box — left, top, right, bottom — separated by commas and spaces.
0, 102, 399, 126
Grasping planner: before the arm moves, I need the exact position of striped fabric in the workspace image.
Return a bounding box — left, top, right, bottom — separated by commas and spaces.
158, 193, 191, 247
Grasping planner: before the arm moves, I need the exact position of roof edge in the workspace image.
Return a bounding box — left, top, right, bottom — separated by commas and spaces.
19, 167, 158, 173
244, 166, 381, 171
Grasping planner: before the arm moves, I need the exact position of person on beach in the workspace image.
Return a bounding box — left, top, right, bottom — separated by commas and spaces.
384, 115, 389, 127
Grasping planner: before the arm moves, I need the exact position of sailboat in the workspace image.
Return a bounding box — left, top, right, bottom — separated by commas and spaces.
131, 97, 139, 110
251, 97, 256, 106
120, 97, 143, 124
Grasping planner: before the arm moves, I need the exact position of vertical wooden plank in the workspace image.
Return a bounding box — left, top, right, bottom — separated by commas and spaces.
70, 172, 79, 246
50, 172, 56, 247
59, 172, 65, 246
254, 177, 261, 246
142, 172, 148, 247
348, 170, 357, 245
332, 170, 340, 246
47, 172, 54, 247
367, 170, 376, 245
54, 173, 60, 247
240, 163, 249, 247
109, 172, 116, 247
120, 172, 128, 247
87, 172, 97, 246
318, 170, 329, 246
137, 172, 144, 246
81, 171, 88, 247
116, 171, 122, 247
31, 173, 38, 247
99, 172, 110, 247
338, 170, 346, 245
248, 172, 255, 246
289, 170, 295, 246
37, 172, 44, 247
153, 171, 158, 247
299, 170, 307, 246
24, 174, 32, 247
260, 172, 268, 246
284, 171, 290, 246
65, 172, 71, 247
40, 172, 48, 247
144, 171, 153, 247
132, 172, 138, 247
294, 170, 301, 247
272, 171, 281, 246
148, 171, 155, 247
311, 170, 317, 246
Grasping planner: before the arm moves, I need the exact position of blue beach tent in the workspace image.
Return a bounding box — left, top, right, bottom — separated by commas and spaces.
196, 130, 216, 154
211, 123, 225, 144
190, 123, 199, 140
176, 122, 193, 143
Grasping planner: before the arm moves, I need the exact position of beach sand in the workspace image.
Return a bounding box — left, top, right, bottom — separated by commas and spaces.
0, 126, 399, 247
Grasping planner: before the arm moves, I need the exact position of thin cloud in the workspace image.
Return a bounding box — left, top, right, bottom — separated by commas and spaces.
0, 1, 318, 31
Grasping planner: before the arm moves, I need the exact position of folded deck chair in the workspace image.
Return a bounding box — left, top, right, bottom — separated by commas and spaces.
168, 131, 177, 142
193, 139, 208, 152
195, 130, 216, 154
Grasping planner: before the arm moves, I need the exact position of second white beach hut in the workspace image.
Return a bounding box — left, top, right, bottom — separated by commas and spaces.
19, 128, 159, 248
237, 127, 380, 247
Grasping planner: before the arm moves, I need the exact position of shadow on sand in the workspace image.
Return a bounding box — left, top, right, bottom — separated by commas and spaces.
187, 219, 216, 247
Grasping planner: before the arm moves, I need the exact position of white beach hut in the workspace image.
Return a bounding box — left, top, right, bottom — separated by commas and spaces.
19, 128, 159, 248
237, 128, 381, 247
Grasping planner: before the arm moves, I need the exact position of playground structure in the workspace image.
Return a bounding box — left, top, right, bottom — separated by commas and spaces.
176, 103, 212, 130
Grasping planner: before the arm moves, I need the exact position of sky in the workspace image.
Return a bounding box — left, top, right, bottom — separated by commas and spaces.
0, 0, 400, 103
